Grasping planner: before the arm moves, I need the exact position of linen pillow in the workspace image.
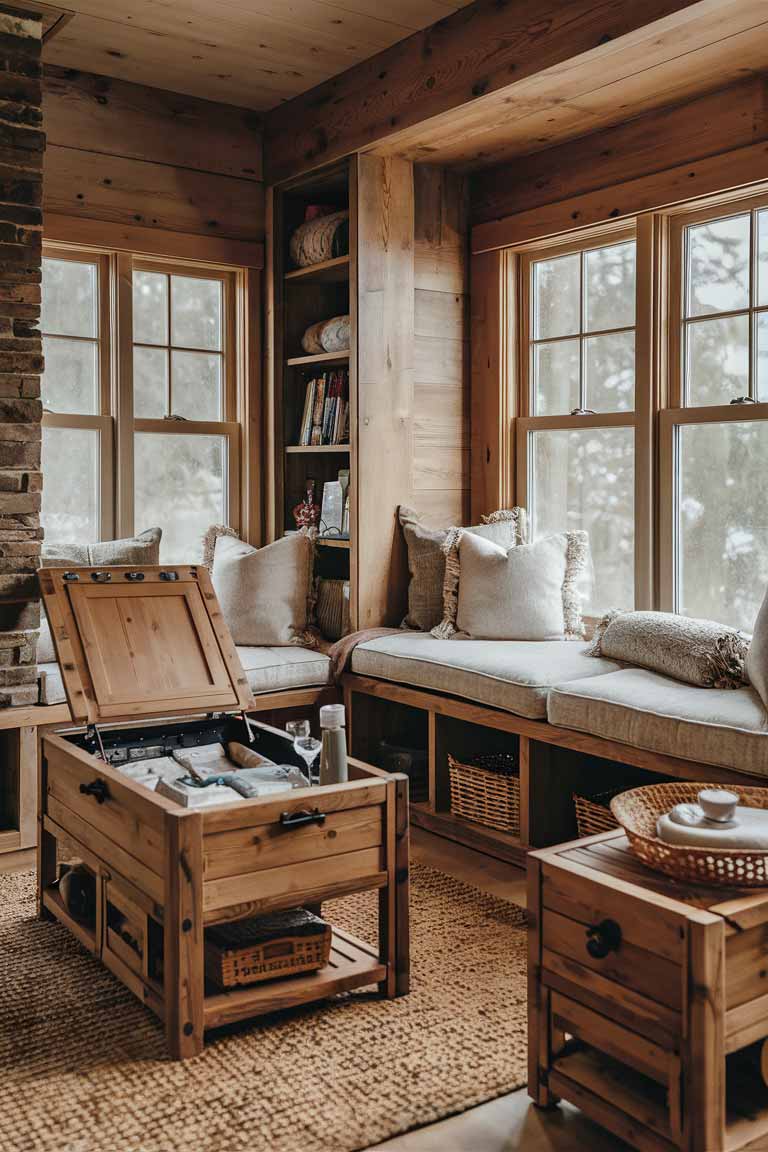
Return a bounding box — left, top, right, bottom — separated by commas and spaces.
453, 531, 589, 641
38, 528, 162, 663
212, 532, 314, 647
591, 610, 749, 688
748, 589, 768, 709
41, 527, 162, 567
399, 505, 525, 632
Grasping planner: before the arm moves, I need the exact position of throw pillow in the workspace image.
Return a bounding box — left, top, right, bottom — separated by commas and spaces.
748, 590, 768, 708
453, 530, 589, 641
41, 527, 162, 567
38, 528, 162, 664
590, 610, 749, 689
399, 505, 526, 633
212, 532, 314, 647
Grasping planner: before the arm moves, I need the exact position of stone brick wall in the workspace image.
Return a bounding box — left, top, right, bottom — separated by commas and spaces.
0, 5, 43, 707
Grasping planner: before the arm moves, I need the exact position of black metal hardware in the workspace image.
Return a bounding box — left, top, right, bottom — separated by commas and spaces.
124, 571, 145, 581
585, 918, 622, 959
279, 808, 326, 830
79, 778, 109, 804
63, 572, 79, 582
159, 571, 179, 581
90, 571, 112, 583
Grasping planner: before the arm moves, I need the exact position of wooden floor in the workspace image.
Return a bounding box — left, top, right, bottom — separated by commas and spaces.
368, 828, 629, 1152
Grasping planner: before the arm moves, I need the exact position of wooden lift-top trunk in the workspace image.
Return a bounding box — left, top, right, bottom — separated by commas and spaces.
37, 564, 409, 1058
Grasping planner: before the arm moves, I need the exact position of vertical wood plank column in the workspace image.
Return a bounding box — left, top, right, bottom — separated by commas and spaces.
355, 154, 414, 626
686, 918, 725, 1151
470, 248, 514, 520
164, 811, 205, 1059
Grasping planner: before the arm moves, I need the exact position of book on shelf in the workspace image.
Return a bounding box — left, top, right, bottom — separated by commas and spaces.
296, 369, 350, 447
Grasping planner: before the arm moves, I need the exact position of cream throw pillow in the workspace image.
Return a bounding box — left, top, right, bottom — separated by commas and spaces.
400, 505, 525, 633
748, 588, 768, 709
212, 533, 314, 647
41, 527, 162, 567
454, 531, 589, 641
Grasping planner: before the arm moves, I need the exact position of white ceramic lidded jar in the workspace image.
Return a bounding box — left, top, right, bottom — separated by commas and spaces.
319, 703, 348, 786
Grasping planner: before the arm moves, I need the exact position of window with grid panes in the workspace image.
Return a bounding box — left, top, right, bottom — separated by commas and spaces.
519, 235, 637, 616
663, 197, 768, 630
40, 247, 242, 563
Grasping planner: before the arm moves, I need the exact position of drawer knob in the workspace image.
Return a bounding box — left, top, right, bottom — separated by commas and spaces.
280, 808, 326, 829
585, 918, 622, 959
80, 778, 109, 804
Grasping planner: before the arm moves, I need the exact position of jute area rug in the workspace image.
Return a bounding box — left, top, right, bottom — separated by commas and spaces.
1, 864, 527, 1152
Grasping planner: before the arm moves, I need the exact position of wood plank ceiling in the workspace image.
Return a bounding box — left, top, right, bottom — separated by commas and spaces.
41, 0, 470, 110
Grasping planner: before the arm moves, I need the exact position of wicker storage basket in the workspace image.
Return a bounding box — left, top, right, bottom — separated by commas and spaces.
573, 788, 624, 837
612, 782, 768, 887
448, 753, 519, 834
204, 909, 332, 988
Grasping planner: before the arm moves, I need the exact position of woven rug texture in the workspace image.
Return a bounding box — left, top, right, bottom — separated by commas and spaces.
1, 864, 527, 1152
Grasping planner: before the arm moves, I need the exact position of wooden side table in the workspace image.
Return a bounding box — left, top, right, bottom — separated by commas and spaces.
528, 829, 768, 1152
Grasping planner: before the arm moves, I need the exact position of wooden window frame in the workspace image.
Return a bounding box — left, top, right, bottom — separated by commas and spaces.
41, 244, 115, 541
660, 190, 768, 611
42, 243, 253, 552
514, 224, 654, 613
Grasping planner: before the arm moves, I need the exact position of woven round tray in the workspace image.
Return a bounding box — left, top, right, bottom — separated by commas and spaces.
611, 782, 768, 887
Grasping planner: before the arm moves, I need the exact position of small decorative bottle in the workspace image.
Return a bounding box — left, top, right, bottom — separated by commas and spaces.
319, 703, 348, 786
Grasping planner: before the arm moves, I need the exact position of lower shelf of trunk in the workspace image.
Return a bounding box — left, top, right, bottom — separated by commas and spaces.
203, 927, 385, 1029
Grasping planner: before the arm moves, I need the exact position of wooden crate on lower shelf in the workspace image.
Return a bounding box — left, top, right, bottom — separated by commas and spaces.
203, 928, 385, 1029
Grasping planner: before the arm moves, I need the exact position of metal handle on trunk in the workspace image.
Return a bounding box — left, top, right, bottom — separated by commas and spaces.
279, 808, 326, 829
585, 918, 622, 959
79, 779, 109, 804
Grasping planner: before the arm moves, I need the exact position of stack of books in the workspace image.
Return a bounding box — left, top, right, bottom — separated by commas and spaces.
297, 369, 349, 446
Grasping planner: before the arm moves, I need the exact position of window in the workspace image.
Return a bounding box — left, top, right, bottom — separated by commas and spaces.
41, 252, 113, 544
662, 195, 768, 630
41, 248, 243, 563
518, 232, 637, 615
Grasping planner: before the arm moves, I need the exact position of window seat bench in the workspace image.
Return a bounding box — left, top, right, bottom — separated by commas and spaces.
344, 635, 768, 867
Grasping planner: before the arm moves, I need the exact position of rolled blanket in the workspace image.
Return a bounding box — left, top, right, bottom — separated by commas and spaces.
301, 314, 350, 355
290, 210, 349, 268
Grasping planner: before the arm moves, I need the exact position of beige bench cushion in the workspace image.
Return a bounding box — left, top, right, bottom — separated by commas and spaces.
39, 647, 330, 706
548, 668, 768, 775
351, 634, 622, 719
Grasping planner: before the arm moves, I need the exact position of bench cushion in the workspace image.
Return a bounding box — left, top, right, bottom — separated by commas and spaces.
351, 634, 622, 719
548, 668, 768, 775
39, 646, 331, 706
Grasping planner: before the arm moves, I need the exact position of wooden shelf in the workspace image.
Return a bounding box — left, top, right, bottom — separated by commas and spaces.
317, 538, 350, 549
411, 803, 526, 868
284, 255, 350, 284
286, 350, 350, 367
42, 885, 99, 955
203, 927, 385, 1030
285, 444, 350, 454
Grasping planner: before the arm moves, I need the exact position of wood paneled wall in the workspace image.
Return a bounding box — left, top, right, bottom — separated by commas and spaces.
42, 65, 264, 265
471, 73, 768, 253
413, 165, 469, 526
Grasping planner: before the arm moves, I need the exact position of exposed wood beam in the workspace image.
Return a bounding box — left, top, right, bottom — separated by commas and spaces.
43, 65, 263, 182
263, 0, 720, 184
471, 73, 768, 251
44, 213, 264, 268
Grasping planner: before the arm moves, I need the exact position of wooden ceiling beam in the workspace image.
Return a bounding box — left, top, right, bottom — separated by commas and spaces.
470, 73, 768, 251
263, 0, 719, 184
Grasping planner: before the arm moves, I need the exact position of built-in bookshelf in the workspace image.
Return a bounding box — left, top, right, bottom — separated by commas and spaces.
267, 155, 419, 630
268, 160, 355, 609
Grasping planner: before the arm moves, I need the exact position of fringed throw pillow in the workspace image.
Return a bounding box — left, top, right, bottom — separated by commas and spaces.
399, 506, 525, 633
591, 610, 749, 689
430, 508, 528, 639
442, 530, 589, 641
748, 588, 768, 709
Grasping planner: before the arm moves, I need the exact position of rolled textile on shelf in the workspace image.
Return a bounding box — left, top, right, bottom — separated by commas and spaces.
301, 314, 350, 355
290, 210, 349, 268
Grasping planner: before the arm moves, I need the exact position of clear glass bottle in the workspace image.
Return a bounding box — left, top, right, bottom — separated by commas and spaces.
319, 703, 348, 785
